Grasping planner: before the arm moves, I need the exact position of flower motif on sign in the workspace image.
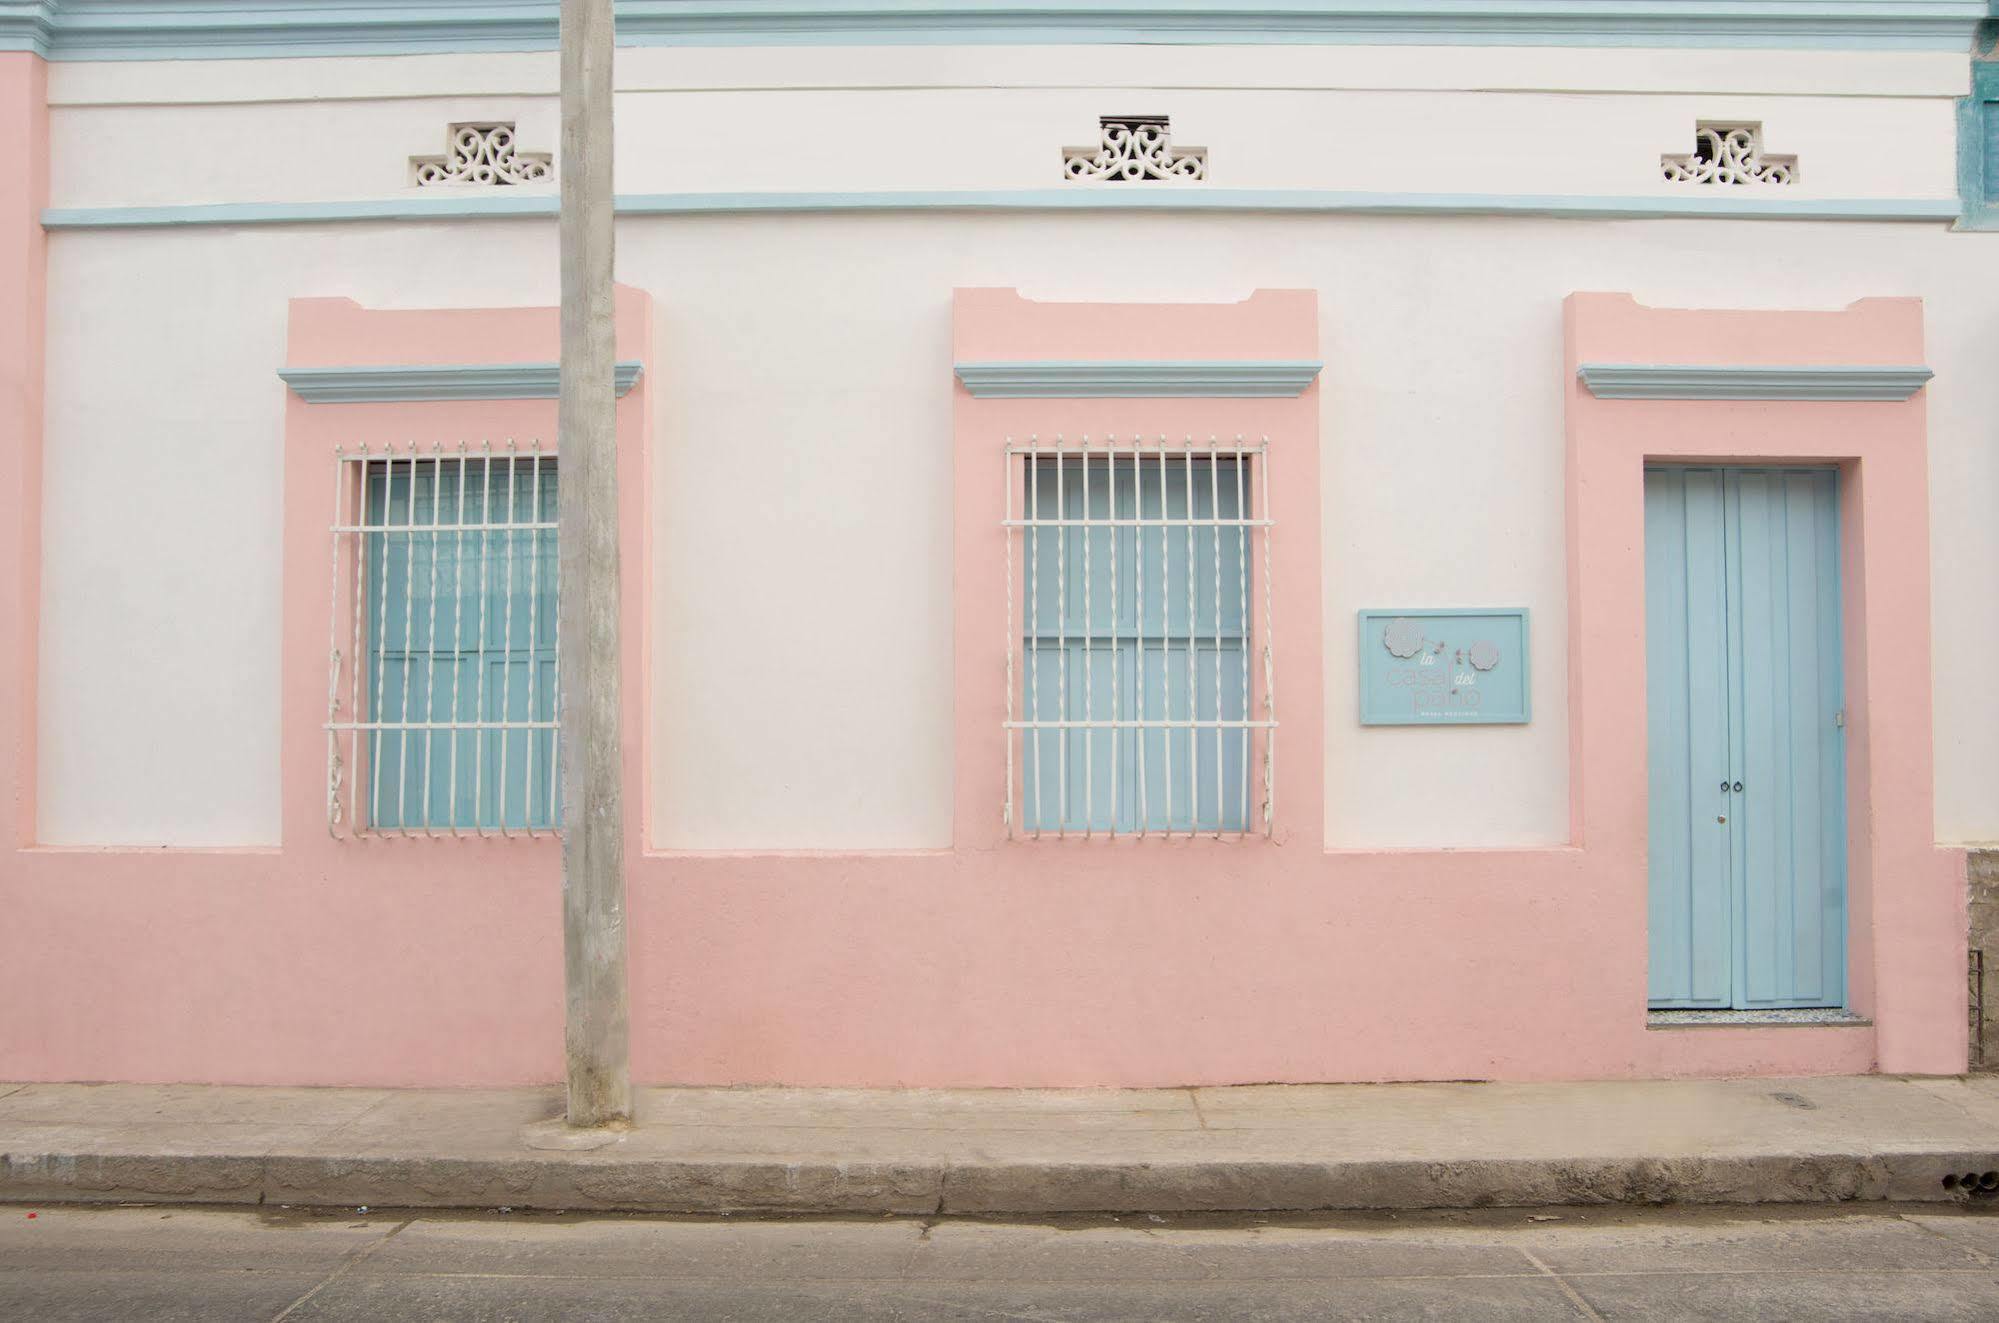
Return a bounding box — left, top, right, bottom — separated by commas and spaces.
1661, 124, 1795, 186
1468, 640, 1501, 672
1383, 617, 1426, 659
1063, 116, 1207, 182
414, 123, 552, 187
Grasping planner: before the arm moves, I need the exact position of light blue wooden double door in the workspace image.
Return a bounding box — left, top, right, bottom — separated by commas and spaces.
1645, 467, 1847, 1010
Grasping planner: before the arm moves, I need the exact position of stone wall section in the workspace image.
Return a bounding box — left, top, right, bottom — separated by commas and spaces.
1971, 851, 1999, 1069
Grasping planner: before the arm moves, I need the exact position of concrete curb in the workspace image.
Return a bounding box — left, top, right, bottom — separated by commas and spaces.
8, 1077, 1999, 1215
5, 1148, 1996, 1215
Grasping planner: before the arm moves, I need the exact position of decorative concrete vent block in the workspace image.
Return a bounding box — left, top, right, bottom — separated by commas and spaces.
1662, 123, 1796, 185
1063, 115, 1207, 181
414, 123, 552, 186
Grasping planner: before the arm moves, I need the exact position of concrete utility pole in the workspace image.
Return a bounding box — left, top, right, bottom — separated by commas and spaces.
557, 0, 631, 1128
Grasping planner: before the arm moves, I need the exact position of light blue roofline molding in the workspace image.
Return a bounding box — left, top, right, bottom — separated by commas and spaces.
956, 359, 1324, 398
42, 189, 1965, 231
279, 361, 644, 403
1577, 363, 1934, 400
0, 0, 1990, 59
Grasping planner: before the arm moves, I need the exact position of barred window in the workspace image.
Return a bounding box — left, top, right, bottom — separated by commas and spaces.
326, 444, 559, 837
1005, 438, 1274, 838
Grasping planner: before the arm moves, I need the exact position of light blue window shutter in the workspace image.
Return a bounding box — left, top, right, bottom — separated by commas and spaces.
365, 455, 559, 832
1021, 453, 1251, 835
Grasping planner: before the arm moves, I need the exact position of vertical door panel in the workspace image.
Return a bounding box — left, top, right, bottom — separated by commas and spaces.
1728, 471, 1788, 1005
1646, 469, 1734, 1007
1727, 469, 1845, 1008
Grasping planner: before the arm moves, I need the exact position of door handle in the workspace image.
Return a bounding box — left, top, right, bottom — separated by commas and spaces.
1733, 781, 1743, 793
1720, 780, 1743, 793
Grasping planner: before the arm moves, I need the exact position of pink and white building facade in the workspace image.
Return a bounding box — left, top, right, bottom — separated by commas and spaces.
4, 1, 1999, 1089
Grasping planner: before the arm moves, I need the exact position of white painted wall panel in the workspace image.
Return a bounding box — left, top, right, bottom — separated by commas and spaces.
50, 98, 562, 207
47, 87, 1957, 208
614, 89, 1954, 197
36, 223, 561, 846
624, 214, 1999, 849
1921, 288, 1999, 847
38, 234, 288, 846
37, 215, 1999, 847
639, 251, 955, 850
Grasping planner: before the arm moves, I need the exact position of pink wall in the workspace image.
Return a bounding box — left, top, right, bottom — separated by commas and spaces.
0, 284, 1966, 1087
0, 54, 46, 850
630, 289, 1954, 1086
0, 289, 652, 1086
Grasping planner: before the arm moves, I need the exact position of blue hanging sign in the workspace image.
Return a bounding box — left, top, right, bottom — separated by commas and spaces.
1358, 609, 1530, 725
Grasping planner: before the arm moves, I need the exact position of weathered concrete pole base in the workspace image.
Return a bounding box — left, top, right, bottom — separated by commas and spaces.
5, 1077, 1999, 1216
519, 1119, 628, 1152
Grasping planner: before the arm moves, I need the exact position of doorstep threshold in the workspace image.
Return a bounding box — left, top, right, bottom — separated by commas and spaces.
1647, 1007, 1870, 1029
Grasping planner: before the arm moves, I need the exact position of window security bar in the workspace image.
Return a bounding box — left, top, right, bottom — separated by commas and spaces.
325, 440, 561, 839
1003, 435, 1276, 841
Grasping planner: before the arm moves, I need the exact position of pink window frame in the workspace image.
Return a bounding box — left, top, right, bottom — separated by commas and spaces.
950, 287, 1327, 852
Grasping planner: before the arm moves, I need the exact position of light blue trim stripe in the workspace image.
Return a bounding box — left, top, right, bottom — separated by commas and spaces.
956, 359, 1323, 397
0, 0, 553, 60
2, 1, 1990, 59
45, 195, 561, 229
1578, 363, 1933, 400
576, 0, 1998, 51
280, 360, 644, 402
42, 189, 1966, 230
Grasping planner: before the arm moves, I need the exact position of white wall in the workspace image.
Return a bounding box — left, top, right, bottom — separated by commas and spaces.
36, 223, 563, 846
615, 89, 1952, 198
642, 251, 956, 850
34, 49, 1999, 848
619, 212, 1999, 849
50, 97, 565, 207
625, 213, 1576, 850
46, 46, 1964, 208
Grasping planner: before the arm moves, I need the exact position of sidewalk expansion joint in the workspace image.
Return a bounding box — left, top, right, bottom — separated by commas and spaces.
1518, 1247, 1606, 1321
268, 1214, 413, 1322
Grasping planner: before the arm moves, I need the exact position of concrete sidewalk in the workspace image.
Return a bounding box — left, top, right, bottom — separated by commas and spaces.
3, 1075, 1998, 1216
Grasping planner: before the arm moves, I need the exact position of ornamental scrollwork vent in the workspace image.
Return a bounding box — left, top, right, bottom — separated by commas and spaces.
413, 123, 552, 186
1063, 115, 1207, 182
1661, 123, 1796, 186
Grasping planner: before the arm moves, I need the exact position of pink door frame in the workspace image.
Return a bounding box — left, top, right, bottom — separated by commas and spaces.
1565, 292, 1965, 1075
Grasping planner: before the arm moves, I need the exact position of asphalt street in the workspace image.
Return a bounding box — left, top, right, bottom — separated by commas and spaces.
6, 1202, 1999, 1321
